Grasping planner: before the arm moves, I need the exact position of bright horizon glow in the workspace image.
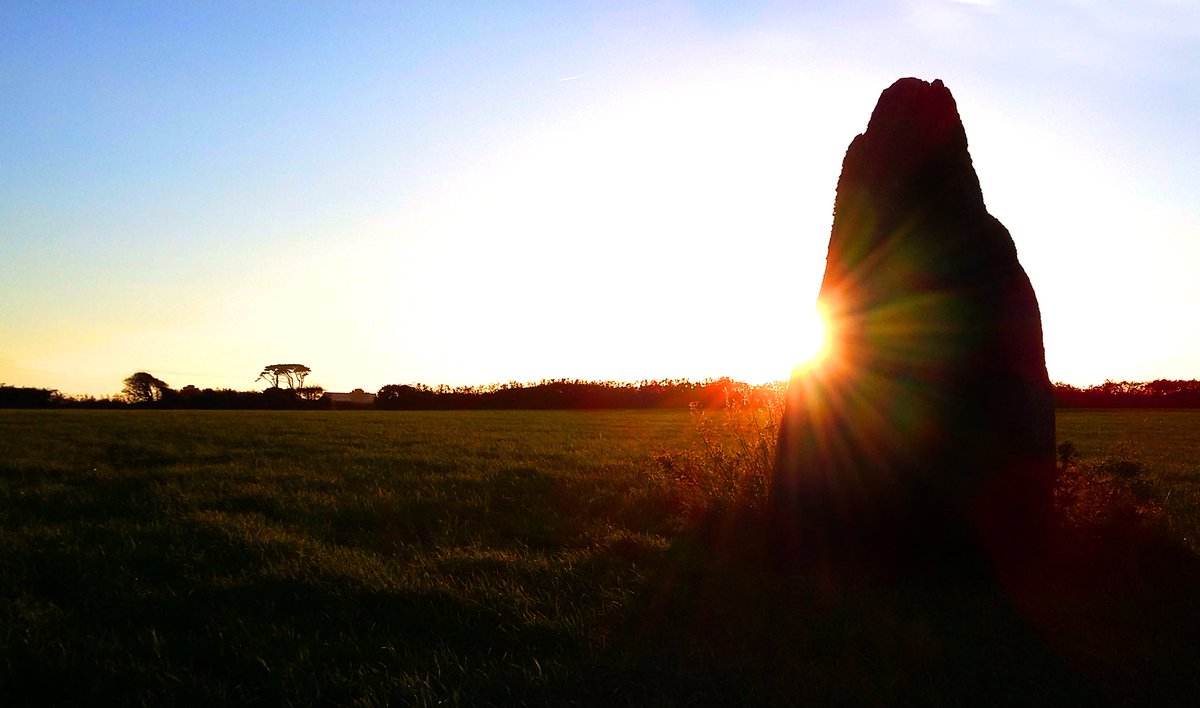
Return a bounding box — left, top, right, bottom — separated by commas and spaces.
2, 3, 1198, 397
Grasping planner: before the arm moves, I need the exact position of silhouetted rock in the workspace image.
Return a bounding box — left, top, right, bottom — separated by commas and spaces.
772, 78, 1055, 572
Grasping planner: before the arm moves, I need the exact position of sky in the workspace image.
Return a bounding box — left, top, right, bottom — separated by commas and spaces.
2, 1, 1198, 397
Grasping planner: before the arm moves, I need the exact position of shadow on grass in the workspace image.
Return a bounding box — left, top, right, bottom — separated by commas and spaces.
2, 518, 587, 706
608, 501, 1200, 707
0, 459, 624, 706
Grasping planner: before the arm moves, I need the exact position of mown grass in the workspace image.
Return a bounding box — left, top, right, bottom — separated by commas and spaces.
1, 409, 1199, 706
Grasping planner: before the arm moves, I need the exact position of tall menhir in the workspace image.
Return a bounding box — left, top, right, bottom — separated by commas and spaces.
772, 78, 1055, 569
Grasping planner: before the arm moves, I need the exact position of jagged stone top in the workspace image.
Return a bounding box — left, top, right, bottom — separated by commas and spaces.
838, 77, 983, 214
826, 76, 1024, 299
865, 77, 962, 143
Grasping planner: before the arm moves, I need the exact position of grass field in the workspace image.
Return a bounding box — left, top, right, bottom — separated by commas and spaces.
2, 409, 1199, 706
1058, 409, 1200, 551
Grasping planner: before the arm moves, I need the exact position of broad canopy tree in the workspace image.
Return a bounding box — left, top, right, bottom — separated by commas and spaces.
122, 372, 171, 403
256, 364, 311, 391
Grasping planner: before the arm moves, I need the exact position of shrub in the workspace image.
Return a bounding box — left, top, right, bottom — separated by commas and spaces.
1055, 440, 1162, 531
652, 386, 786, 519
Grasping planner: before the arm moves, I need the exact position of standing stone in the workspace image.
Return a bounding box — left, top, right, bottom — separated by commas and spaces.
772, 78, 1055, 569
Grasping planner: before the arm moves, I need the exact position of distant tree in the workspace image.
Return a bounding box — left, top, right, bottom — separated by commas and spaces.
256, 364, 311, 390
376, 384, 437, 409
122, 372, 171, 403
296, 385, 325, 401
0, 384, 60, 408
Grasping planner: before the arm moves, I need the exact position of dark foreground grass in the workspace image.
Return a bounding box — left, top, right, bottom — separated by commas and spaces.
1, 409, 1199, 706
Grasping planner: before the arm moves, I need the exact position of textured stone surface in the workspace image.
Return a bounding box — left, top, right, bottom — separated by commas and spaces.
772, 78, 1055, 567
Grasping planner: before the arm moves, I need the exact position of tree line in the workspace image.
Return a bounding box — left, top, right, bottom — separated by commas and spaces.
5, 375, 1200, 410
0, 371, 784, 411
374, 379, 785, 410
1052, 379, 1200, 408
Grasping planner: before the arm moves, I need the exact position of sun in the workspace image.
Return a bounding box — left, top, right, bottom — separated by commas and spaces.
790, 303, 832, 377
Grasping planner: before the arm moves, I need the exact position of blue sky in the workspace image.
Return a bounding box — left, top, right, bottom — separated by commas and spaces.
2, 1, 1198, 395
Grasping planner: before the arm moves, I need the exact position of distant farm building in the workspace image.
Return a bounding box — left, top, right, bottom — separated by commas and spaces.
323, 388, 377, 409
